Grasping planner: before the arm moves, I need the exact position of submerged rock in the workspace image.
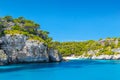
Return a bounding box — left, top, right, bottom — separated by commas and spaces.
0, 34, 62, 65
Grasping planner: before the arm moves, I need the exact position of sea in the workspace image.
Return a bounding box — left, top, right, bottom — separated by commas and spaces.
0, 60, 120, 80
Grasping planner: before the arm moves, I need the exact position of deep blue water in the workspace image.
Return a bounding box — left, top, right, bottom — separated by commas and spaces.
0, 60, 120, 80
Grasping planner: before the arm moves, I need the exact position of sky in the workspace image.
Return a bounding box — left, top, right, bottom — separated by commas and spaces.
0, 0, 120, 41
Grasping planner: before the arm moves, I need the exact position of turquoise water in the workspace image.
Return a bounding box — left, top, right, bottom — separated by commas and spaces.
0, 60, 120, 80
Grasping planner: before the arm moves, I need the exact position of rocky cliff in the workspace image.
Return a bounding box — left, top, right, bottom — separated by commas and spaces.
0, 16, 63, 65
0, 34, 62, 65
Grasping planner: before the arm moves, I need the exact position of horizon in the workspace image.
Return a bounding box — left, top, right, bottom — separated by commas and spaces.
0, 0, 120, 41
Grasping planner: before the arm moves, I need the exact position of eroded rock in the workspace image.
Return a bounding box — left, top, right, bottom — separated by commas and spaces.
0, 34, 62, 65
48, 48, 62, 62
0, 50, 8, 65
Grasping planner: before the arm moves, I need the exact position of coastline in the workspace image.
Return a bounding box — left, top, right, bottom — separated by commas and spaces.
63, 54, 120, 60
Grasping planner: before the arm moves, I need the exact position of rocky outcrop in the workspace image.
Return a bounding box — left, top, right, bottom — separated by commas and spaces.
76, 55, 120, 60
17, 40, 49, 63
91, 55, 113, 60
48, 48, 62, 62
64, 54, 120, 60
0, 50, 8, 65
112, 48, 120, 53
0, 34, 62, 65
91, 55, 120, 60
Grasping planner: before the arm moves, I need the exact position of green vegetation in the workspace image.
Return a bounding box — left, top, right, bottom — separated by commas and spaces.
1, 16, 120, 57
0, 16, 52, 43
51, 38, 120, 56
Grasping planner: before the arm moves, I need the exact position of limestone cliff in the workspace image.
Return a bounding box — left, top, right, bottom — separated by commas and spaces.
0, 34, 62, 65
0, 16, 63, 65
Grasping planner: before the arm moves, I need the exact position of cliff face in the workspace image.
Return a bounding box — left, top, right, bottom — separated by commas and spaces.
0, 34, 62, 65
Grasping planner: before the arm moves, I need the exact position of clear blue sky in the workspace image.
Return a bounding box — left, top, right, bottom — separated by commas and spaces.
0, 0, 120, 41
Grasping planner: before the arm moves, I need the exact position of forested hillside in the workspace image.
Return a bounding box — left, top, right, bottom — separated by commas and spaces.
1, 16, 120, 58
0, 16, 52, 44
51, 38, 120, 56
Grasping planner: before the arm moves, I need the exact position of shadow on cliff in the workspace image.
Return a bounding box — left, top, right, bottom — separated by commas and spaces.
0, 60, 119, 73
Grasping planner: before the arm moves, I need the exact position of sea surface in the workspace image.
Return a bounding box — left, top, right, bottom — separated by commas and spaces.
0, 60, 120, 80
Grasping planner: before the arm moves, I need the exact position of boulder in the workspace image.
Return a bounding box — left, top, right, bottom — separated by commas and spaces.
48, 48, 62, 62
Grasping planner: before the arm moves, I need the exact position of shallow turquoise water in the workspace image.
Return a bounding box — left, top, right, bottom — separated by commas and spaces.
0, 60, 120, 80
